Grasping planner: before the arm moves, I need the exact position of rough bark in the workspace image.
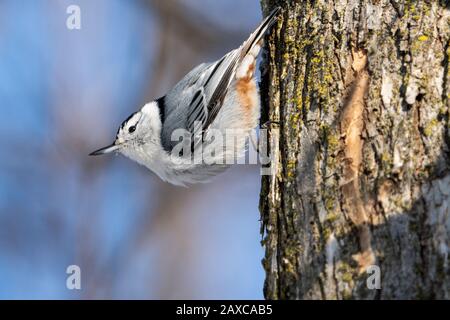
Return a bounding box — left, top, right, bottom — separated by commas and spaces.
259, 0, 450, 299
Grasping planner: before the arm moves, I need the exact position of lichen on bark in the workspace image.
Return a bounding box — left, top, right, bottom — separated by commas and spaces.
260, 0, 450, 299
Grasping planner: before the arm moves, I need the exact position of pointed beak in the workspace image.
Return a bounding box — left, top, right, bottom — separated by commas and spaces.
89, 143, 120, 156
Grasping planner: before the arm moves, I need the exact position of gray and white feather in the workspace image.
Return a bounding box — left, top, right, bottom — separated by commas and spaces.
90, 8, 280, 186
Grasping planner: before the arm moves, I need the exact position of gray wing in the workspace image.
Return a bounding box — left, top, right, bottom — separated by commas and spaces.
160, 7, 280, 152
159, 62, 212, 151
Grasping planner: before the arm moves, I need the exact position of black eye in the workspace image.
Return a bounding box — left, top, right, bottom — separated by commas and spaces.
128, 125, 136, 133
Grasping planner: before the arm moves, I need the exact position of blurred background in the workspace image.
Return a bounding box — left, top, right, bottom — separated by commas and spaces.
0, 0, 265, 299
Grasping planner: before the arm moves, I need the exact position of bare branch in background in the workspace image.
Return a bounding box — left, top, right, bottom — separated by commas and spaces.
140, 0, 248, 99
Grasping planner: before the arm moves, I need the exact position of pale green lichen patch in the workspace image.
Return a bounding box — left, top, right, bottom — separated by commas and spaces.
423, 118, 439, 137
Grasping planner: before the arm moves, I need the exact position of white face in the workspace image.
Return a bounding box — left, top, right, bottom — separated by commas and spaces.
90, 101, 162, 157
116, 111, 143, 147
117, 101, 164, 159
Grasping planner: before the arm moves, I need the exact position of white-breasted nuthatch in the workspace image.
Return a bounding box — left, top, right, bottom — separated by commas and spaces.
90, 8, 280, 186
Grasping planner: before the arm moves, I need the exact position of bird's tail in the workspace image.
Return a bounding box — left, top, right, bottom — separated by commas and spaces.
200, 7, 281, 130
239, 7, 281, 60
233, 7, 280, 82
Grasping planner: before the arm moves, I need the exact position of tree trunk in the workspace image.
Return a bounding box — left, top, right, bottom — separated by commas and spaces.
259, 0, 450, 299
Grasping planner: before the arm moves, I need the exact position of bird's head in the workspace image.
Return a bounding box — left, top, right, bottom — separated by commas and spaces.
89, 101, 162, 157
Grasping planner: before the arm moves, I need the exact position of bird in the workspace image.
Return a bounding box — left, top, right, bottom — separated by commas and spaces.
90, 8, 280, 186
